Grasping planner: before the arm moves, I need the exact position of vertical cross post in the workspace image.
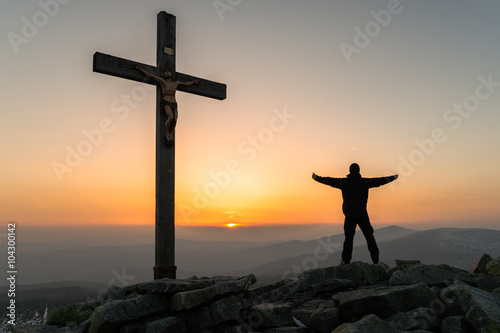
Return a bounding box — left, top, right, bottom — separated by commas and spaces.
155, 11, 176, 279
93, 11, 226, 280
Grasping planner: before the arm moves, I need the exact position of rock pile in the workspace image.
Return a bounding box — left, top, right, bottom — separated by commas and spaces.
14, 255, 500, 333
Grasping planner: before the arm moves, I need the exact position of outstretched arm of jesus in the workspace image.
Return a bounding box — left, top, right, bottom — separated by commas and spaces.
178, 79, 200, 87
135, 65, 162, 83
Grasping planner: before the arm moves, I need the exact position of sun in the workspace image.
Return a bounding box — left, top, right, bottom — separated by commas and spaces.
225, 223, 238, 228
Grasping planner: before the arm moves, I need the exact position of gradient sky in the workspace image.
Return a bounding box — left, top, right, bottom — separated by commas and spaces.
1, 0, 500, 230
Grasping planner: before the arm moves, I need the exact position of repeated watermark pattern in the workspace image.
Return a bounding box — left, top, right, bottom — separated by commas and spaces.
52, 266, 136, 328
6, 222, 17, 327
95, 266, 136, 300
179, 106, 296, 223
389, 73, 499, 189
240, 235, 341, 330
7, 0, 73, 54
340, 0, 413, 64
213, 0, 244, 21
51, 81, 155, 182
282, 235, 341, 280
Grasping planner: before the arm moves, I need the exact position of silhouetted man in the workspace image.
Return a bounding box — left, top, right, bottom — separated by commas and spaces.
312, 163, 398, 265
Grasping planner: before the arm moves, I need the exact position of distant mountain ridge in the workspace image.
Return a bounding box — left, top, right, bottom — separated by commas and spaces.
2, 226, 499, 287
238, 227, 500, 279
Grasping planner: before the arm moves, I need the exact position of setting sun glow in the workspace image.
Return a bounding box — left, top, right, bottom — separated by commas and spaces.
1, 2, 499, 231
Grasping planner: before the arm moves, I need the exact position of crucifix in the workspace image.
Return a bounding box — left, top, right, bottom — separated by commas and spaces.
93, 11, 226, 279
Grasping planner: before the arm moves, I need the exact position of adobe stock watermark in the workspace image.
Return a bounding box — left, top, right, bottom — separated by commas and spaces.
179, 106, 296, 223
95, 267, 136, 300
390, 73, 499, 188
282, 235, 341, 280
7, 0, 72, 54
213, 0, 243, 21
51, 82, 155, 182
239, 235, 340, 330
415, 283, 465, 328
56, 267, 137, 328
340, 0, 412, 64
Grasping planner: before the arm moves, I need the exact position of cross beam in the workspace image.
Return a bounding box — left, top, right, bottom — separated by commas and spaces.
93, 53, 226, 100
93, 11, 226, 279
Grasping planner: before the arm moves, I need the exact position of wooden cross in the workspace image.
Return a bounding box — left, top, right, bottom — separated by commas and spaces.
93, 11, 226, 279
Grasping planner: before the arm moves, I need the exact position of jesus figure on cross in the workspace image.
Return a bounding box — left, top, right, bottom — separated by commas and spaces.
135, 65, 200, 145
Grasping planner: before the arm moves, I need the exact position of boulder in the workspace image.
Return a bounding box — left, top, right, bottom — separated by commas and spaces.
263, 328, 310, 333
290, 262, 388, 292
291, 299, 339, 333
471, 274, 500, 293
280, 290, 318, 308
45, 301, 99, 327
434, 264, 469, 273
310, 278, 355, 294
135, 276, 215, 294
12, 325, 70, 333
385, 307, 440, 331
459, 286, 500, 333
389, 264, 469, 287
170, 274, 256, 311
441, 316, 471, 333
258, 282, 296, 304
100, 285, 129, 304
208, 295, 244, 326
223, 326, 256, 333
88, 294, 169, 333
259, 283, 316, 306
334, 262, 389, 287
36, 259, 500, 333
453, 281, 500, 332
438, 285, 465, 317
332, 314, 398, 333
178, 306, 214, 332
470, 254, 493, 274
253, 279, 290, 297
137, 316, 186, 333
395, 259, 421, 267
292, 266, 337, 292
486, 257, 500, 276
333, 282, 438, 320
258, 273, 350, 307
249, 302, 295, 328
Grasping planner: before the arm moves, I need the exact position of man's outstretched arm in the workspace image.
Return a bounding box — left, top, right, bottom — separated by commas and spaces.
312, 172, 343, 188
366, 174, 398, 188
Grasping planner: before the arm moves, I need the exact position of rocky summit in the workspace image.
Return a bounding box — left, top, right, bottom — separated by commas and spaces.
14, 255, 500, 333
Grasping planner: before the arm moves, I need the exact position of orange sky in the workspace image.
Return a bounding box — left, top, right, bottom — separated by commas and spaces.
1, 1, 500, 230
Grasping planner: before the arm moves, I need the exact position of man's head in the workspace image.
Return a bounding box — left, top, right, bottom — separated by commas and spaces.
163, 70, 172, 78
349, 163, 360, 174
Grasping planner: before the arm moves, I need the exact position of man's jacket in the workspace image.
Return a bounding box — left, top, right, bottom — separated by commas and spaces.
314, 173, 397, 217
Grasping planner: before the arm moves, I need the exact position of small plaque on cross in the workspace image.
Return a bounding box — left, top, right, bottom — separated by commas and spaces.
164, 46, 174, 55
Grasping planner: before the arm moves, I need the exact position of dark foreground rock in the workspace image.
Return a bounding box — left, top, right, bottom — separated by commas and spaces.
389, 263, 470, 287
333, 283, 438, 320
471, 254, 493, 274
452, 281, 500, 332
385, 307, 440, 331
332, 314, 398, 333
14, 255, 500, 333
